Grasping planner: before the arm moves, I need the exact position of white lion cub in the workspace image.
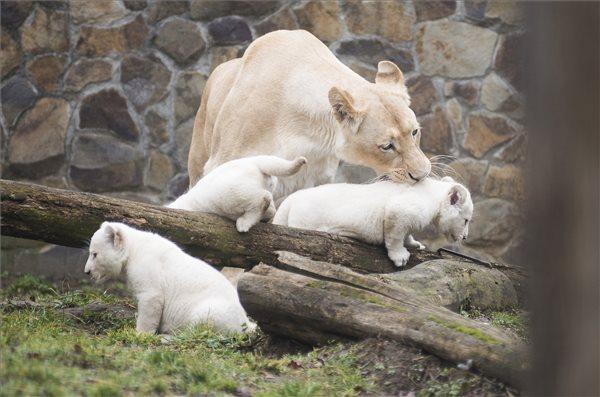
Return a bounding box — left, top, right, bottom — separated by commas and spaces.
274, 177, 473, 267
168, 155, 307, 232
84, 222, 256, 334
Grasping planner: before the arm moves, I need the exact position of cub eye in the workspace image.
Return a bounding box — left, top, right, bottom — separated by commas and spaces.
464, 219, 469, 225
379, 142, 395, 151
412, 129, 419, 138
92, 252, 97, 259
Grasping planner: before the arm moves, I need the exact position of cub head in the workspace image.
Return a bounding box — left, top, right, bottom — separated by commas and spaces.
329, 61, 431, 184
84, 222, 127, 283
437, 178, 474, 243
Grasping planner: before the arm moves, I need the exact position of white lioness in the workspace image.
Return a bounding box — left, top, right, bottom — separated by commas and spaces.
273, 177, 473, 267
188, 30, 431, 200
168, 155, 306, 232
84, 222, 256, 334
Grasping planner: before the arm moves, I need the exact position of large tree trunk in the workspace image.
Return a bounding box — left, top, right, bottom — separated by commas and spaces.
239, 252, 526, 388
0, 179, 526, 291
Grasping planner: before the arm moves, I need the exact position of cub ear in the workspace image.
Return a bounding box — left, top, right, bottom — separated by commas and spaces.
375, 61, 404, 86
103, 222, 124, 249
449, 185, 467, 207
328, 87, 363, 129
441, 176, 455, 183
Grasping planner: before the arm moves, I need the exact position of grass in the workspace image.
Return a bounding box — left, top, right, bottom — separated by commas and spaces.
460, 307, 529, 340
1, 275, 374, 397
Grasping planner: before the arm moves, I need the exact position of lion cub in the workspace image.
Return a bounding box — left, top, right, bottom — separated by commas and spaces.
274, 177, 473, 267
84, 222, 256, 334
168, 155, 307, 232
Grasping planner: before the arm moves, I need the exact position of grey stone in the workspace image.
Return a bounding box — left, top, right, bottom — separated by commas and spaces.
481, 73, 513, 112
1, 76, 37, 126
447, 158, 488, 194
254, 7, 298, 36
190, 0, 279, 21
407, 76, 437, 116
146, 150, 175, 191
494, 33, 524, 91
124, 0, 147, 11
154, 17, 205, 65
444, 80, 480, 106
145, 109, 170, 147
1, 29, 22, 80
1, 1, 34, 31
121, 54, 171, 111
483, 164, 525, 201
76, 15, 148, 57
416, 20, 497, 78
419, 107, 452, 154
463, 114, 516, 158
79, 89, 140, 142
343, 0, 415, 41
496, 134, 526, 163
293, 0, 342, 43
146, 0, 189, 22
70, 0, 129, 24
208, 16, 252, 46
168, 172, 190, 198
20, 6, 69, 55
26, 54, 67, 93
174, 71, 206, 125
70, 133, 144, 192
414, 1, 456, 21
467, 198, 520, 247
174, 118, 194, 167
337, 38, 414, 72
8, 98, 69, 178
334, 162, 376, 184
64, 59, 113, 92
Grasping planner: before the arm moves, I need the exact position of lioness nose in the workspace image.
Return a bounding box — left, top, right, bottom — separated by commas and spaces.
85, 270, 91, 275
408, 172, 426, 182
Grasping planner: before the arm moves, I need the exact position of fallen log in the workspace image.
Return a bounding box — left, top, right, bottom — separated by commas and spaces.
0, 179, 527, 298
238, 254, 527, 388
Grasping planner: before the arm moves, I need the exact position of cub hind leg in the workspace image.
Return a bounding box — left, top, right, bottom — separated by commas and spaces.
236, 191, 275, 232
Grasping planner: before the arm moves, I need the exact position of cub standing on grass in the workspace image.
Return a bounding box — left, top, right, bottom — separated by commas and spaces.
168, 155, 307, 232
84, 222, 256, 334
274, 177, 473, 267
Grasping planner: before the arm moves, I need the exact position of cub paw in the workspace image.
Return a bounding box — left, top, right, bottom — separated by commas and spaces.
389, 248, 411, 268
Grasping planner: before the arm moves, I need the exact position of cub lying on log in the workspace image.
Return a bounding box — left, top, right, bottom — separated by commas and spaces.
84, 222, 256, 334
168, 155, 306, 232
274, 176, 473, 267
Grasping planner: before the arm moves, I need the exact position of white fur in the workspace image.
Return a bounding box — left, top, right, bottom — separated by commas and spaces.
84, 222, 256, 334
168, 155, 307, 232
273, 177, 473, 267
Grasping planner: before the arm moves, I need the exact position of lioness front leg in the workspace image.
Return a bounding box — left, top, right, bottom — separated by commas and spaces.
136, 293, 163, 334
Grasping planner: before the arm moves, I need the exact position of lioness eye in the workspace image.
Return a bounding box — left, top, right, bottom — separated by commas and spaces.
412, 129, 419, 137
379, 142, 394, 151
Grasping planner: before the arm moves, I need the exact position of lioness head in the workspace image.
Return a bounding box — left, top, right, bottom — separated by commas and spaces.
329, 61, 431, 183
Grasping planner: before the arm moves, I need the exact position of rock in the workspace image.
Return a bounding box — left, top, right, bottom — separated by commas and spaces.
481, 73, 513, 111
414, 1, 456, 21
208, 16, 252, 46
254, 7, 298, 36
464, 0, 487, 22
293, 0, 342, 43
26, 54, 67, 93
1, 1, 33, 31
123, 0, 147, 11
190, 0, 279, 21
1, 76, 37, 126
416, 20, 497, 78
70, 133, 144, 192
447, 158, 488, 194
154, 17, 205, 65
146, 0, 189, 22
64, 59, 113, 92
407, 75, 437, 116
121, 54, 171, 111
76, 15, 148, 57
337, 39, 414, 72
8, 98, 69, 178
168, 172, 190, 198
145, 109, 170, 147
20, 6, 69, 55
483, 164, 525, 201
334, 161, 376, 184
463, 114, 516, 158
79, 89, 139, 142
210, 46, 242, 71
443, 80, 480, 106
496, 134, 526, 163
344, 60, 377, 82
70, 1, 129, 24
343, 0, 415, 42
174, 118, 194, 167
419, 107, 452, 154
494, 33, 523, 91
146, 151, 175, 191
444, 98, 462, 128
1, 29, 22, 80
467, 198, 520, 247
174, 71, 206, 125
485, 1, 523, 26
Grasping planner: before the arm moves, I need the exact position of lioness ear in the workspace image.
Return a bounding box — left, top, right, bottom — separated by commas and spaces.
376, 61, 404, 86
328, 87, 363, 128
103, 223, 123, 250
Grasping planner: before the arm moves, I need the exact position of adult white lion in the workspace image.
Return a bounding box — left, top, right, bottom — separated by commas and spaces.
188, 30, 431, 200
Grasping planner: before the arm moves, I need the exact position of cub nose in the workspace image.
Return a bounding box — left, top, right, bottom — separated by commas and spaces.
462, 235, 467, 240
85, 270, 91, 275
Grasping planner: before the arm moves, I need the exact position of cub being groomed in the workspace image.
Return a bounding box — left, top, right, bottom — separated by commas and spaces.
168, 155, 307, 232
273, 177, 473, 267
84, 222, 256, 334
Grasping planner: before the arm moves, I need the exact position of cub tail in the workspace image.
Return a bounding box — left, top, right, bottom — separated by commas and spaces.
254, 156, 307, 177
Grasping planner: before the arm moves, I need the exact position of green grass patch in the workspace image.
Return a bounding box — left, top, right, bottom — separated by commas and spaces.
427, 316, 499, 344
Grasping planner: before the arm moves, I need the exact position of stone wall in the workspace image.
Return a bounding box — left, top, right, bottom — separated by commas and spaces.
1, 0, 525, 278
